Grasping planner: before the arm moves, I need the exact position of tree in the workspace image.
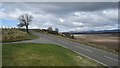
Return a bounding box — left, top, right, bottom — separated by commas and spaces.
47, 27, 53, 31
18, 13, 33, 33
55, 28, 59, 33
71, 35, 74, 39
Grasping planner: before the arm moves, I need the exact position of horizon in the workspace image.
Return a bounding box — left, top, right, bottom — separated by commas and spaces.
1, 2, 118, 32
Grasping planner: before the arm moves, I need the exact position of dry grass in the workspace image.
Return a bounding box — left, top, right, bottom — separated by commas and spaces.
2, 29, 38, 42
74, 34, 119, 52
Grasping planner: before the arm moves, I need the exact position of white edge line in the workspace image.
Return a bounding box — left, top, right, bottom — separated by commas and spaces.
73, 51, 108, 66
81, 44, 118, 56
104, 56, 120, 62
56, 43, 108, 66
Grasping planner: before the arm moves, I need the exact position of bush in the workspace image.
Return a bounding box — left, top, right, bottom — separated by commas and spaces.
62, 32, 74, 39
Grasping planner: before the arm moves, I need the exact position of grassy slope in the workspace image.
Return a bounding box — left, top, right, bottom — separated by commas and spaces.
2, 29, 38, 42
2, 43, 103, 66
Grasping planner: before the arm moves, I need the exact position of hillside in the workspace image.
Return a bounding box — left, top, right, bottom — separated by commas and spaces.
69, 29, 120, 34
2, 29, 38, 42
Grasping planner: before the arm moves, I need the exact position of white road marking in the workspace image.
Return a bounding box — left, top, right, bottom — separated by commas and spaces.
76, 46, 93, 52
80, 44, 118, 56
104, 56, 120, 62
85, 49, 93, 52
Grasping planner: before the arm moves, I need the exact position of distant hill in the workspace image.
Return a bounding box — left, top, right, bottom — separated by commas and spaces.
68, 29, 120, 34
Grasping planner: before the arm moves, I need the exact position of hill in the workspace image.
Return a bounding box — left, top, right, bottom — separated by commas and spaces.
2, 29, 38, 42
69, 29, 120, 34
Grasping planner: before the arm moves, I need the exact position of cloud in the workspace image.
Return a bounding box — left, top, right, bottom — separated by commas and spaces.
1, 2, 118, 32
1, 8, 33, 20
59, 18, 64, 22
73, 22, 84, 27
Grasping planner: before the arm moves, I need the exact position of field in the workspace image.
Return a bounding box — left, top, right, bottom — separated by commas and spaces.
74, 34, 119, 52
2, 29, 38, 42
2, 43, 103, 66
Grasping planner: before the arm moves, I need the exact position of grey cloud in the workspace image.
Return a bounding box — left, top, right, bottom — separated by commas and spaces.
3, 2, 117, 13
2, 2, 118, 32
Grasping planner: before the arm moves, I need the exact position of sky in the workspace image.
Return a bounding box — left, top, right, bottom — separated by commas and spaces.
0, 2, 118, 32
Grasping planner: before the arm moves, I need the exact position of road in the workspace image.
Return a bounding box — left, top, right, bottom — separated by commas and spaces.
4, 31, 120, 67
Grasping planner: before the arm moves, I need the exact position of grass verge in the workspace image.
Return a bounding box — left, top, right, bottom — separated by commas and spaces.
2, 29, 38, 43
2, 43, 104, 66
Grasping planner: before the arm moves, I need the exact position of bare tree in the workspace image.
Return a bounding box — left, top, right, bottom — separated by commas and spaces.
18, 13, 33, 33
